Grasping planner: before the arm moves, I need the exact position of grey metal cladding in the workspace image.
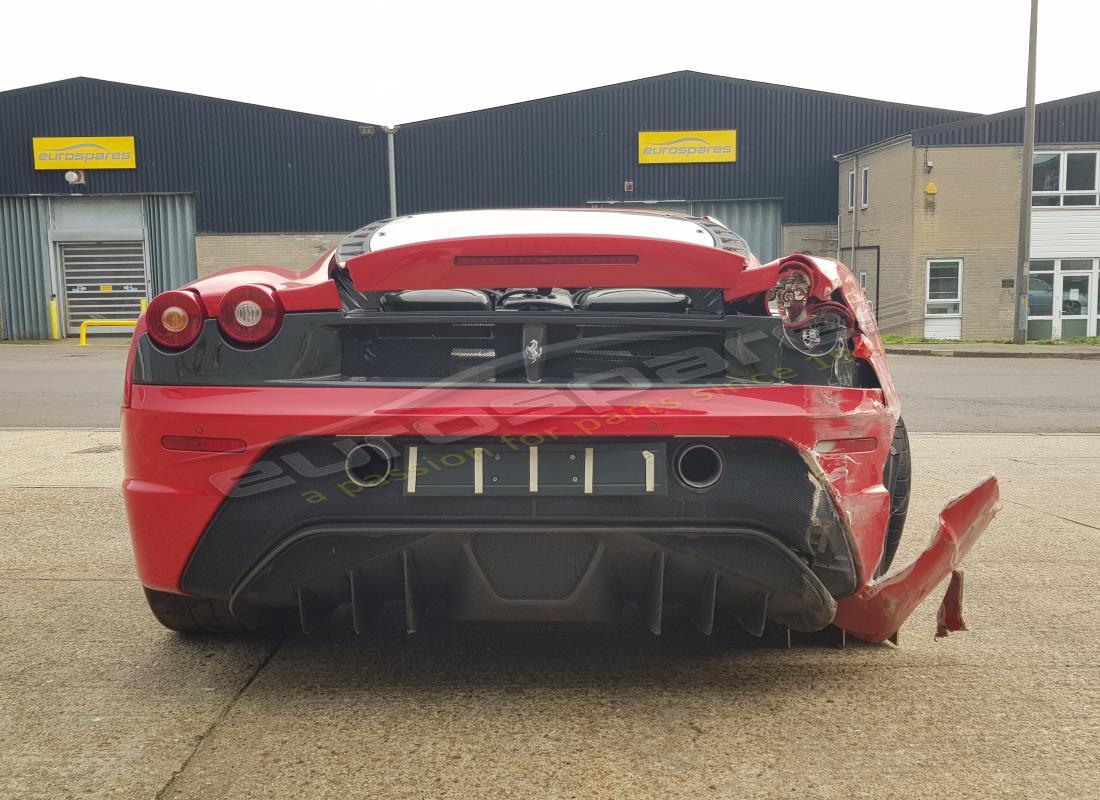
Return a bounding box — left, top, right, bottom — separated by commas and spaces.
144, 194, 197, 295
1, 73, 977, 235
0, 196, 52, 340
912, 90, 1100, 147
0, 78, 389, 233
394, 72, 974, 224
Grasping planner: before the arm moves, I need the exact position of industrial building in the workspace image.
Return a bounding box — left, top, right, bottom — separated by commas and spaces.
837, 90, 1100, 340
6, 72, 1095, 342
0, 72, 970, 340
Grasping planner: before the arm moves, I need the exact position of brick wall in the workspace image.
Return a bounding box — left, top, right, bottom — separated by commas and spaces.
781, 223, 838, 259
838, 141, 919, 335
195, 233, 345, 278
913, 146, 1020, 340
837, 142, 1021, 340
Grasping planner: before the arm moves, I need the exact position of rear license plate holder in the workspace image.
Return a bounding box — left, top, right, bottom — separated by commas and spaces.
404, 442, 667, 497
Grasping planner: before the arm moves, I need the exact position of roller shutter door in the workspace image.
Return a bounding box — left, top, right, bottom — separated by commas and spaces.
61, 242, 147, 335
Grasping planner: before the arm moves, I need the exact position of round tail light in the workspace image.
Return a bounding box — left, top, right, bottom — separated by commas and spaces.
783, 302, 855, 356
146, 290, 204, 350
217, 285, 283, 345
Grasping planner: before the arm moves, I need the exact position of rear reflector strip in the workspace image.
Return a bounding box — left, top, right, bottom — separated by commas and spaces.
453, 254, 639, 266
161, 435, 247, 453
407, 446, 419, 493
816, 437, 877, 455
529, 445, 539, 493
473, 447, 484, 495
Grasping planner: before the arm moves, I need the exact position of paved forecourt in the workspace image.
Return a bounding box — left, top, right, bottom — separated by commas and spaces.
0, 428, 1097, 799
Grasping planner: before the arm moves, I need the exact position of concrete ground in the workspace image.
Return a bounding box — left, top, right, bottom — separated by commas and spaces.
1, 427, 1098, 799
2, 346, 1099, 797
0, 342, 127, 429
885, 341, 1100, 359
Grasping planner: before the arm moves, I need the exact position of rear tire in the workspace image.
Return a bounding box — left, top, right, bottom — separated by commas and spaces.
877, 417, 912, 576
143, 587, 286, 634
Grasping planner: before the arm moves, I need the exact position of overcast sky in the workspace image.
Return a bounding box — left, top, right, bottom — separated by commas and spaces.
1, 0, 1095, 124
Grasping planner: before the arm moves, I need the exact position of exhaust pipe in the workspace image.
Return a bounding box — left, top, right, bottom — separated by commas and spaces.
674, 443, 724, 490
344, 441, 393, 488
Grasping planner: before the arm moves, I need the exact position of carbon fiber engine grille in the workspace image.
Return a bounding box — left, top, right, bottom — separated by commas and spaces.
470, 533, 597, 599
340, 321, 730, 383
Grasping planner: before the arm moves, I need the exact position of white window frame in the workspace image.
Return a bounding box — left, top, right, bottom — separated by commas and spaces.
1028, 258, 1100, 339
925, 258, 963, 318
848, 170, 855, 212
858, 271, 868, 290
1032, 150, 1100, 207
861, 166, 869, 208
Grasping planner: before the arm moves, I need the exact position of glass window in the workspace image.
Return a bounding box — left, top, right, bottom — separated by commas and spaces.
1062, 319, 1089, 338
1027, 319, 1053, 340
848, 171, 855, 211
1033, 153, 1061, 192
861, 167, 869, 207
928, 262, 960, 298
1032, 151, 1100, 205
1027, 273, 1054, 316
1066, 153, 1097, 191
1061, 259, 1092, 271
926, 260, 961, 316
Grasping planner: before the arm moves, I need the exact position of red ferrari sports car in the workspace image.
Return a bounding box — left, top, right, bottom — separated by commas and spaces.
122, 209, 999, 642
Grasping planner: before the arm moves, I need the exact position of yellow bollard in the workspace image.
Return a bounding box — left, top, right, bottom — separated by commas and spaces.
48, 297, 61, 341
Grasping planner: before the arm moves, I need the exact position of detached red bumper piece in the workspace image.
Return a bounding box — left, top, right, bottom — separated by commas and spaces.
124, 208, 1001, 642
833, 476, 1001, 643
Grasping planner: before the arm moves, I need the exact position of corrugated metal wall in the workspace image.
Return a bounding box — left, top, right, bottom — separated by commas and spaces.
0, 79, 389, 233
144, 195, 197, 294
912, 91, 1100, 147
396, 72, 973, 224
9, 76, 1095, 231
0, 197, 51, 340
1, 74, 975, 233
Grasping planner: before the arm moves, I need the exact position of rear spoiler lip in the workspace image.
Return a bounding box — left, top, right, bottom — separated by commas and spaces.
343, 234, 749, 293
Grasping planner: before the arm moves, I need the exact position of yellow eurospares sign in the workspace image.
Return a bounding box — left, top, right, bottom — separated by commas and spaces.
638, 130, 737, 164
32, 136, 136, 170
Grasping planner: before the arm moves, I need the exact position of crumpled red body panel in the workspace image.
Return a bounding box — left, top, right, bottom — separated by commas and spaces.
936, 570, 968, 638
833, 476, 1000, 643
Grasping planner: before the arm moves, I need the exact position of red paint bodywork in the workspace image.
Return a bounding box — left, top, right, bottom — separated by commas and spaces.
123, 226, 998, 641
187, 253, 340, 316
833, 477, 1000, 642
346, 235, 748, 295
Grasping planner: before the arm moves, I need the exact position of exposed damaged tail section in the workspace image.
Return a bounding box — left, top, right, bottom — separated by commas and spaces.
834, 476, 1001, 643
127, 209, 1001, 646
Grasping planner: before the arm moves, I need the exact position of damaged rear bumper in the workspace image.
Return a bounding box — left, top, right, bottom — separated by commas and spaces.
833, 476, 1000, 643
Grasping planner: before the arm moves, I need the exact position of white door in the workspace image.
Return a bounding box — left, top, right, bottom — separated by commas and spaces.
923, 259, 963, 339
1055, 268, 1093, 340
